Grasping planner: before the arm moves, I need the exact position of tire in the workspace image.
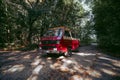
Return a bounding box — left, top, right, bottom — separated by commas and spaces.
64, 48, 72, 57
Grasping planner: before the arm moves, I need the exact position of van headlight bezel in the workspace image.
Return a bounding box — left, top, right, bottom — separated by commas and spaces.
56, 40, 60, 44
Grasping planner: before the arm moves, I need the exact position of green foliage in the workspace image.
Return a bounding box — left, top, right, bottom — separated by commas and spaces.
80, 21, 94, 45
0, 0, 88, 49
93, 0, 120, 51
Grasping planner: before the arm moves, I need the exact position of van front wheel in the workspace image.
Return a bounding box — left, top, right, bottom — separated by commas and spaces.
64, 48, 72, 57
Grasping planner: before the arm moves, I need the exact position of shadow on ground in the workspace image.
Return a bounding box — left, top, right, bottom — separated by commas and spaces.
0, 45, 120, 80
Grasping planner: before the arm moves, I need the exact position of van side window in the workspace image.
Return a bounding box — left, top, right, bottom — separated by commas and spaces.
72, 32, 77, 38
71, 33, 75, 38
64, 31, 71, 37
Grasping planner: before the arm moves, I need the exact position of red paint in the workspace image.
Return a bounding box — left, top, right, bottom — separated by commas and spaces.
41, 36, 61, 40
39, 27, 80, 54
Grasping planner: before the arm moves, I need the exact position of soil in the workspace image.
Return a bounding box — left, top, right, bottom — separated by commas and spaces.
0, 45, 120, 80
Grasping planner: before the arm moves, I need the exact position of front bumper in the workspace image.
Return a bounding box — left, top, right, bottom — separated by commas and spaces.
39, 49, 61, 54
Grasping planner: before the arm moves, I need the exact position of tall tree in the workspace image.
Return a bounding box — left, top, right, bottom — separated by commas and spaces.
0, 0, 85, 48
93, 0, 120, 50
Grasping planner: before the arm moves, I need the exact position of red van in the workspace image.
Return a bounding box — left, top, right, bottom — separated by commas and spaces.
39, 27, 80, 56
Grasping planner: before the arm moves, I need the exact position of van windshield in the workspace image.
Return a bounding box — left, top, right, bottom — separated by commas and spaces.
43, 29, 63, 37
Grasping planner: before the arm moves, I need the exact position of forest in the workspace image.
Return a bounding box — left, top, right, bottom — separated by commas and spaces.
93, 0, 120, 53
0, 0, 120, 54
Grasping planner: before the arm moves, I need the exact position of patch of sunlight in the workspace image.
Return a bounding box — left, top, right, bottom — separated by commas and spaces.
47, 57, 52, 63
74, 66, 85, 74
31, 58, 41, 67
85, 78, 92, 80
62, 59, 74, 64
36, 56, 40, 59
21, 51, 29, 55
84, 60, 92, 63
69, 74, 92, 80
10, 51, 21, 55
99, 57, 117, 63
102, 63, 113, 67
50, 61, 62, 69
3, 64, 25, 73
69, 75, 83, 80
14, 51, 21, 52
112, 61, 120, 67
62, 58, 77, 66
69, 69, 77, 75
41, 61, 45, 65
47, 57, 52, 60
73, 66, 101, 78
59, 66, 69, 72
27, 65, 43, 80
26, 0, 36, 3
74, 52, 95, 56
8, 57, 17, 60
50, 59, 70, 72
61, 59, 77, 71
23, 55, 31, 59
51, 57, 83, 74
50, 56, 71, 69
32, 65, 43, 74
57, 56, 65, 60
9, 52, 16, 54
86, 69, 101, 78
27, 75, 38, 80
51, 61, 77, 73
101, 68, 117, 76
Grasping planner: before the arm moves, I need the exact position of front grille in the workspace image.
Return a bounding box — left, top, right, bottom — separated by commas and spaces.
41, 46, 56, 50
41, 40, 57, 45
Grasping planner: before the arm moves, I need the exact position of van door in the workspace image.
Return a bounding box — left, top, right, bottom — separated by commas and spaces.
63, 30, 72, 50
71, 32, 80, 50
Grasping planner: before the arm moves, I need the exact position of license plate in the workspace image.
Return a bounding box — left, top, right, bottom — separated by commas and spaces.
44, 50, 50, 53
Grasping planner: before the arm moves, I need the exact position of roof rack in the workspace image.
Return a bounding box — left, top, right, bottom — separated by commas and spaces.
49, 26, 71, 31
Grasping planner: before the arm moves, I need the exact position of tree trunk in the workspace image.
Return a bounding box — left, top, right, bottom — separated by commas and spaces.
27, 26, 32, 45
27, 17, 33, 45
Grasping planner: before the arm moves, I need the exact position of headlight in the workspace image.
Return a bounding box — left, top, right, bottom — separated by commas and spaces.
39, 41, 41, 44
39, 47, 41, 49
53, 48, 57, 51
56, 40, 60, 44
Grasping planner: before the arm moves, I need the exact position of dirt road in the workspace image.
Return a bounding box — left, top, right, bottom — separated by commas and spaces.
0, 45, 120, 80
